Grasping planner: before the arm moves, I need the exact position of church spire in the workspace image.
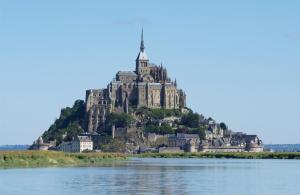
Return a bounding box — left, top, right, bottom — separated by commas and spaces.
136, 28, 148, 61
140, 28, 145, 52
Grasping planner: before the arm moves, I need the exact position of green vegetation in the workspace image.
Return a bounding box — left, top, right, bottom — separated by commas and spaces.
135, 152, 300, 159
34, 102, 212, 151
220, 122, 228, 130
99, 139, 127, 153
105, 113, 134, 129
0, 151, 126, 168
38, 102, 208, 146
2, 151, 300, 169
145, 123, 175, 134
181, 111, 201, 128
149, 108, 182, 119
135, 107, 181, 119
136, 107, 181, 135
42, 100, 85, 144
136, 108, 207, 138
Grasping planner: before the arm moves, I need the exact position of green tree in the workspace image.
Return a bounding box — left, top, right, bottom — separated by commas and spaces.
136, 106, 151, 116
159, 124, 175, 134
64, 122, 84, 141
220, 122, 228, 130
41, 100, 85, 145
145, 122, 175, 135
181, 112, 200, 128
99, 138, 126, 152
105, 113, 134, 128
150, 109, 166, 119
145, 124, 160, 134
149, 108, 182, 120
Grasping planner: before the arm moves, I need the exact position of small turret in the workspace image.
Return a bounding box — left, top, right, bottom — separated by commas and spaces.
37, 136, 44, 145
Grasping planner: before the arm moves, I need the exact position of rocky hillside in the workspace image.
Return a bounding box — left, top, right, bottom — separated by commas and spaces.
37, 99, 225, 149
41, 100, 85, 144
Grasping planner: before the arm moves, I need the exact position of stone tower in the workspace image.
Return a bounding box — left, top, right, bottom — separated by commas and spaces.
136, 29, 150, 77
85, 30, 187, 133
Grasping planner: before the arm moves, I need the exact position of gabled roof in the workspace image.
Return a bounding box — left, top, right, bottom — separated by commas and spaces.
76, 136, 92, 142
117, 71, 137, 77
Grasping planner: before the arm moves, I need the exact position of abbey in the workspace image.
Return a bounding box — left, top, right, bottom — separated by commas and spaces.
85, 30, 187, 132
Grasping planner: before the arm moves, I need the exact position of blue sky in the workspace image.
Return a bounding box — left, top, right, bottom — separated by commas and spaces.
0, 1, 299, 144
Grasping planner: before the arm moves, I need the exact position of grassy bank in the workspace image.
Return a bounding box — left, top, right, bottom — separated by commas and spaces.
135, 152, 300, 159
2, 151, 300, 169
0, 151, 126, 168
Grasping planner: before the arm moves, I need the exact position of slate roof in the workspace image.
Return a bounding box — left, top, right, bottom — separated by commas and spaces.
117, 71, 137, 76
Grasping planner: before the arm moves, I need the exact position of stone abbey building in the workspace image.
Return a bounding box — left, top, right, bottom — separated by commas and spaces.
85, 30, 187, 132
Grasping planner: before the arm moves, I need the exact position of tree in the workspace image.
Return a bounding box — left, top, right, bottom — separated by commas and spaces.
145, 124, 160, 134
106, 113, 134, 128
99, 138, 126, 152
64, 122, 84, 141
181, 112, 200, 128
136, 106, 151, 117
220, 122, 228, 130
149, 108, 182, 120
150, 109, 166, 119
41, 100, 85, 145
145, 122, 175, 135
159, 124, 175, 134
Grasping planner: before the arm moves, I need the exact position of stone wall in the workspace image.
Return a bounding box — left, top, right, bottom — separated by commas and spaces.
159, 147, 184, 153
199, 146, 245, 152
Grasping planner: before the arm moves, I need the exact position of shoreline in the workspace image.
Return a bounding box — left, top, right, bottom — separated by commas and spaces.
0, 151, 126, 169
133, 152, 300, 159
1, 151, 300, 169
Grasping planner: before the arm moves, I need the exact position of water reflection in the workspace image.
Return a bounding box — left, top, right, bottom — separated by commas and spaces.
1, 158, 300, 195
65, 158, 262, 194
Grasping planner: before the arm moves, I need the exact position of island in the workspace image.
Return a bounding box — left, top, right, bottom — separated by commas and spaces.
29, 30, 264, 154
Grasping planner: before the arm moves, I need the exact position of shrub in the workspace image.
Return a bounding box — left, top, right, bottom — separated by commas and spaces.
105, 113, 134, 129
41, 100, 85, 145
181, 111, 200, 128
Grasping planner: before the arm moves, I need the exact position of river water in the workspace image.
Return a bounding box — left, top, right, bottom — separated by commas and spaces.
0, 158, 299, 195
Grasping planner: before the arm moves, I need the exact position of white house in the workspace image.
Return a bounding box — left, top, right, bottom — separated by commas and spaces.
58, 135, 93, 153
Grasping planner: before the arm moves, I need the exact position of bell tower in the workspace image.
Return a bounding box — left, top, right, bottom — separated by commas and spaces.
136, 28, 150, 76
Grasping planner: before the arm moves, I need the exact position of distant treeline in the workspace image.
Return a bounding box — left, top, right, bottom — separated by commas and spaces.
0, 145, 30, 151
136, 152, 300, 159
265, 144, 300, 152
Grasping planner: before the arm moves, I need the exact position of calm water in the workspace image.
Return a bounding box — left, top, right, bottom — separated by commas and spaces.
0, 158, 299, 195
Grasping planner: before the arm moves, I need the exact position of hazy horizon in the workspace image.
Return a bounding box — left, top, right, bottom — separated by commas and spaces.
0, 1, 299, 144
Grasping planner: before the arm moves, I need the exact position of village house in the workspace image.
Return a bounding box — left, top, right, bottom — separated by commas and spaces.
58, 135, 93, 153
31, 137, 56, 151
